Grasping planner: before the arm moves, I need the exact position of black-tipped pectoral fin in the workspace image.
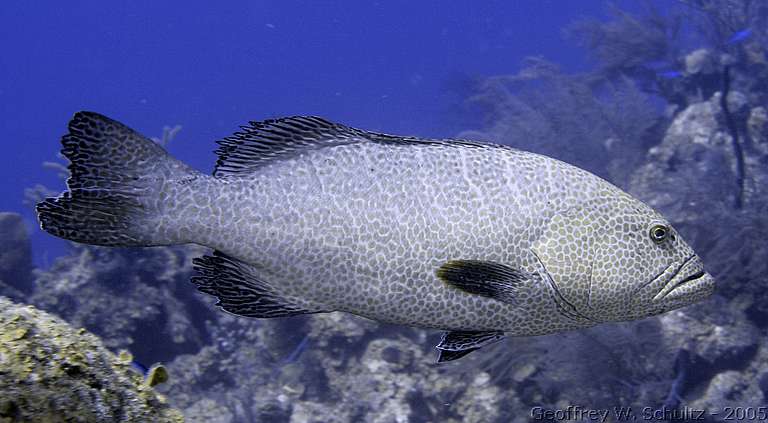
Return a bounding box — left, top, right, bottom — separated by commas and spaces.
435, 330, 505, 363
437, 259, 538, 305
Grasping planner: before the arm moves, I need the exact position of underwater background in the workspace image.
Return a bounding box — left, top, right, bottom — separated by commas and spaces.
1, 0, 767, 421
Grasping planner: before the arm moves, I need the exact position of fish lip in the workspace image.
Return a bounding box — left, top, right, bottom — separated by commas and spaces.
632, 255, 691, 298
676, 270, 706, 287
653, 255, 707, 302
666, 270, 713, 298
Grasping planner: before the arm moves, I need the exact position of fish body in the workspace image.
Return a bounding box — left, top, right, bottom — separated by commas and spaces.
38, 112, 715, 361
727, 28, 752, 44
186, 137, 607, 334
657, 70, 684, 79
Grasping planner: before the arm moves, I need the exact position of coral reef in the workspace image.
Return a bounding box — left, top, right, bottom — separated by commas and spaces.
0, 213, 33, 301
158, 312, 512, 423
461, 57, 662, 187
0, 296, 183, 422
29, 245, 216, 364
565, 3, 679, 80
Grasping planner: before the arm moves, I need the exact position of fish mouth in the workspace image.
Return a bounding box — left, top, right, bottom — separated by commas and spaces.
653, 255, 713, 302
676, 270, 706, 287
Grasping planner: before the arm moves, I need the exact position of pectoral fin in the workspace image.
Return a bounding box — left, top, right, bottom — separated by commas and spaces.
436, 260, 537, 305
436, 330, 505, 362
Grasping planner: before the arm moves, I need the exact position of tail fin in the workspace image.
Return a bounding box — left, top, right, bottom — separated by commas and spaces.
36, 111, 196, 246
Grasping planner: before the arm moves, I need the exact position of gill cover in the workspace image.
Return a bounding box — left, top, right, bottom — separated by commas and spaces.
531, 198, 600, 320
531, 195, 665, 322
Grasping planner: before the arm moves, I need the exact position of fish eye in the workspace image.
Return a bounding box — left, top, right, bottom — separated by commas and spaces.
649, 224, 669, 244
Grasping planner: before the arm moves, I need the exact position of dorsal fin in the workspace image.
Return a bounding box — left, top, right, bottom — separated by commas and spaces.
213, 115, 492, 177
213, 116, 369, 176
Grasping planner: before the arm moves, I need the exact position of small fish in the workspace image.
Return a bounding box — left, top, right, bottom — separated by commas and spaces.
727, 28, 752, 44
37, 112, 715, 362
271, 334, 311, 379
130, 360, 149, 376
281, 334, 311, 365
657, 70, 684, 80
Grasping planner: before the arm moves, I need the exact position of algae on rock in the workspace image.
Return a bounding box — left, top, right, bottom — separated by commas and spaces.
30, 244, 214, 363
0, 296, 184, 422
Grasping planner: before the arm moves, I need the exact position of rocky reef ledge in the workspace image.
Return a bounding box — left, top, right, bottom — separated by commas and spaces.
0, 296, 183, 423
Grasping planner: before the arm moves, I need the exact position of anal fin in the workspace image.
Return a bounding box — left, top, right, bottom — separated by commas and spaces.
192, 251, 328, 318
436, 330, 505, 363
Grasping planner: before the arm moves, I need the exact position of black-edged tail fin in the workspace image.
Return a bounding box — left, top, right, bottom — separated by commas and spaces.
36, 111, 196, 246
192, 251, 330, 318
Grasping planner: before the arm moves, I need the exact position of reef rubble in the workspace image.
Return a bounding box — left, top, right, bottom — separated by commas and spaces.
0, 296, 183, 422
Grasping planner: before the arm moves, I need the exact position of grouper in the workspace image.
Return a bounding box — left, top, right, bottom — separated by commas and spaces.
37, 112, 715, 362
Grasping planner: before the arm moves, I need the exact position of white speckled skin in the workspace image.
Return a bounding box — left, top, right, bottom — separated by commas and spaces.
39, 113, 715, 336
158, 135, 714, 335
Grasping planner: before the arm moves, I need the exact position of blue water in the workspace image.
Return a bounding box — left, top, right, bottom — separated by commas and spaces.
2, 1, 651, 264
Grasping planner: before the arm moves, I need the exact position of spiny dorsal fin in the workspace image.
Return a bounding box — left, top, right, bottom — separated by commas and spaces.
214, 116, 366, 176
213, 116, 491, 177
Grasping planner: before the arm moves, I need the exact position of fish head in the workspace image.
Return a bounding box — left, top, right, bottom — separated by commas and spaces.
532, 194, 714, 323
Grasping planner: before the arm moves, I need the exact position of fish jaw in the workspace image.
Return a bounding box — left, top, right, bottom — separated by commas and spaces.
661, 271, 715, 306
627, 255, 715, 319
652, 255, 711, 302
